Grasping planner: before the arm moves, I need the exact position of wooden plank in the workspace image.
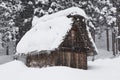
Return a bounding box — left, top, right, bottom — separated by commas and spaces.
75, 53, 79, 68
66, 52, 71, 67
78, 52, 87, 70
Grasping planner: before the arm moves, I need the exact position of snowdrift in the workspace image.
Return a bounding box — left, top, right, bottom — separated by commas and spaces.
0, 57, 120, 80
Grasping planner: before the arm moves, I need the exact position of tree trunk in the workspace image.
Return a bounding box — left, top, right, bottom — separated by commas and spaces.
112, 32, 116, 56
116, 1, 120, 51
106, 29, 110, 51
6, 45, 9, 55
116, 38, 118, 54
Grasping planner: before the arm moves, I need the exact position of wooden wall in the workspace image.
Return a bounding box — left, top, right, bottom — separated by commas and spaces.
26, 51, 87, 70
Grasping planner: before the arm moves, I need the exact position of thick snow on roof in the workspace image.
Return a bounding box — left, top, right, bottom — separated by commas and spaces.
17, 16, 72, 53
16, 7, 88, 54
32, 7, 87, 27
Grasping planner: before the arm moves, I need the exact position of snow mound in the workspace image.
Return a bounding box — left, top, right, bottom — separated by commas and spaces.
16, 7, 87, 54
0, 60, 26, 70
0, 57, 120, 80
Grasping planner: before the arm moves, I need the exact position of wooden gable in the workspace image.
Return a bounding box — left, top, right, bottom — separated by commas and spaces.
59, 15, 95, 56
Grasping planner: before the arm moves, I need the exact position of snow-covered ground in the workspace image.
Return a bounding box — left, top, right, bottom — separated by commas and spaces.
0, 55, 14, 64
0, 56, 120, 80
0, 6, 119, 80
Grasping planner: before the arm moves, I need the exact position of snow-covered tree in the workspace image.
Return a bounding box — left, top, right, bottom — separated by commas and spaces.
0, 0, 118, 50
0, 0, 22, 46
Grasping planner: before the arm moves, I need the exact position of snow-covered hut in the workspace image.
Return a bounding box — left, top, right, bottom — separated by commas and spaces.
16, 7, 97, 70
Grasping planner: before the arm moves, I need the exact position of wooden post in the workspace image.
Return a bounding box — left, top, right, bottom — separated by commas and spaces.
106, 29, 110, 51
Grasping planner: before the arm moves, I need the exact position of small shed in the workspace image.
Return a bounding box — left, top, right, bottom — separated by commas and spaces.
16, 7, 97, 70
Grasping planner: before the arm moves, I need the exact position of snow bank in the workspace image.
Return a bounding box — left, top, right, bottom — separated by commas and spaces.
0, 57, 120, 80
16, 7, 87, 54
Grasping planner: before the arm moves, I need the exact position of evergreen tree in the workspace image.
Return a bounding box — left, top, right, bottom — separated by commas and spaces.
0, 0, 118, 48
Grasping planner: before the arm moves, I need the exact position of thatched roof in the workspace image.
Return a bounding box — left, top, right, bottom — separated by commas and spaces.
16, 7, 97, 55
